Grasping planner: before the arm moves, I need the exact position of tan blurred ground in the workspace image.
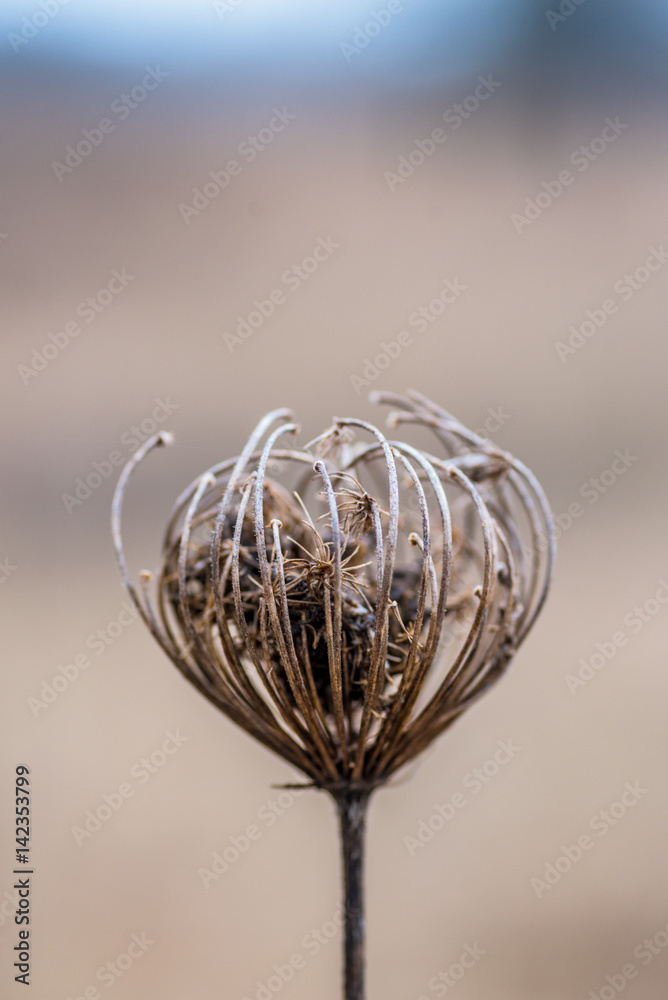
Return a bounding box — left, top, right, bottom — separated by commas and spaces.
2, 19, 668, 1000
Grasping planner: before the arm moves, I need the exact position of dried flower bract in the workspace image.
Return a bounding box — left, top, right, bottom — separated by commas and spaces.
112, 391, 555, 792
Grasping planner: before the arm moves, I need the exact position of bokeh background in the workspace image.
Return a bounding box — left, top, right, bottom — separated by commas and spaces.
2, 1, 668, 997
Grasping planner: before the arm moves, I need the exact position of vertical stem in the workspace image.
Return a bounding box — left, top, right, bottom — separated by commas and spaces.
336, 788, 371, 1000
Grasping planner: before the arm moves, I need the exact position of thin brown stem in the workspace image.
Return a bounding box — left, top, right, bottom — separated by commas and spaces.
334, 787, 372, 1000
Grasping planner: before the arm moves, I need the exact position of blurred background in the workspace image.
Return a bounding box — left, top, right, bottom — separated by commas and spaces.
2, 0, 668, 997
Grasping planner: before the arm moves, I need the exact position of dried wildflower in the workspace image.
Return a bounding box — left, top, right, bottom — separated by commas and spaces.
112, 390, 555, 1000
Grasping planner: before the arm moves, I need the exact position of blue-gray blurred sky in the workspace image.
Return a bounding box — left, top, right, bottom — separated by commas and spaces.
2, 0, 668, 93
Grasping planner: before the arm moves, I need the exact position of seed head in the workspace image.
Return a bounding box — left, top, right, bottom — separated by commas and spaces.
112, 391, 555, 792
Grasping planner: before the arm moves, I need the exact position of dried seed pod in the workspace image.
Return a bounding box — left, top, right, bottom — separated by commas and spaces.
112, 391, 555, 791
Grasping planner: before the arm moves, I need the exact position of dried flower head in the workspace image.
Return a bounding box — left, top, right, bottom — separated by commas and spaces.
112, 390, 555, 793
